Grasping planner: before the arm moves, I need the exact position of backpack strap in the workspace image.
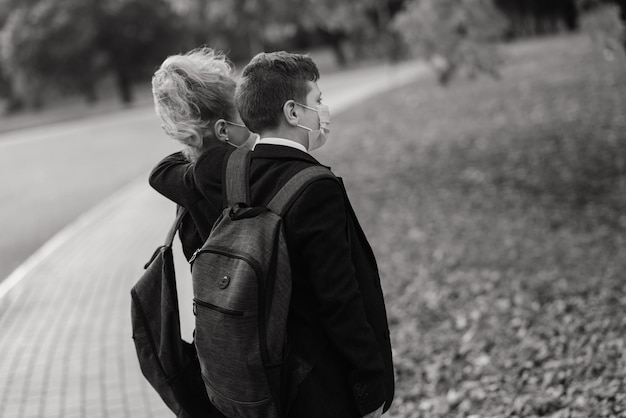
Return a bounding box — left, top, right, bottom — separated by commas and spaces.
267, 165, 336, 216
165, 206, 188, 247
144, 206, 187, 269
224, 148, 251, 207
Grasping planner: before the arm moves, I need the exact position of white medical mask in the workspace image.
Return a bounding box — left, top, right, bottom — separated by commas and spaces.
225, 121, 257, 150
295, 102, 331, 151
241, 132, 260, 150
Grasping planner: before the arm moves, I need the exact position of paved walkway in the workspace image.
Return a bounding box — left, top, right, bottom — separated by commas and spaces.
0, 60, 429, 418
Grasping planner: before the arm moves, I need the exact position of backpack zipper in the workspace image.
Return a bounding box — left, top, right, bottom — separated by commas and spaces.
193, 298, 244, 317
190, 247, 265, 318
190, 247, 264, 282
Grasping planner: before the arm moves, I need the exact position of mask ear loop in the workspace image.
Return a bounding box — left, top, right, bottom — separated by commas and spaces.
295, 102, 319, 112
223, 120, 244, 148
225, 121, 247, 128
294, 101, 321, 132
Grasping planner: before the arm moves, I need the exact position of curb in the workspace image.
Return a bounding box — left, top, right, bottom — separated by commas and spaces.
0, 177, 146, 300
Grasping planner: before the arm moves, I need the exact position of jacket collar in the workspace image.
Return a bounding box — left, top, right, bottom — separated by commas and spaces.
251, 143, 330, 169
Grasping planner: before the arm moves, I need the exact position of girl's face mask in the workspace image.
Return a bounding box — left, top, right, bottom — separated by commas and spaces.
225, 120, 258, 150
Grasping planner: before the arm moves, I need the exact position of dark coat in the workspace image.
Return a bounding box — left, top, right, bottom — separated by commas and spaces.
241, 144, 394, 418
150, 142, 394, 417
149, 140, 232, 418
148, 140, 234, 260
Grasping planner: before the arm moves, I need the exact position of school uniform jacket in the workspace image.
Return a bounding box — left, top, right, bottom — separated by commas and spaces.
149, 140, 234, 260
201, 143, 394, 418
153, 143, 394, 417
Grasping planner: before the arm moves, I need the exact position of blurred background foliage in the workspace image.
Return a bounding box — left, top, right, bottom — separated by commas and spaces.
0, 0, 624, 112
0, 2, 624, 416
317, 33, 626, 416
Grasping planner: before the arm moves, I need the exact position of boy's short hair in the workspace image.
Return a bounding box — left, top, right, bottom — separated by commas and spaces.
236, 51, 319, 133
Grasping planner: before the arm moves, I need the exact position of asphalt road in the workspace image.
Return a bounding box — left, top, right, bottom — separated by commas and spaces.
0, 108, 178, 282
0, 60, 428, 284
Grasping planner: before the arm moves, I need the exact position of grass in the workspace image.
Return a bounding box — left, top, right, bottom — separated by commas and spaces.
315, 33, 626, 417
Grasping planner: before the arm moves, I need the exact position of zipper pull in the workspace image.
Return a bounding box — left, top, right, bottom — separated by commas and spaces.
189, 248, 201, 264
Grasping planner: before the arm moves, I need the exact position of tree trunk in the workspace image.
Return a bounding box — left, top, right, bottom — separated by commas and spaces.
319, 29, 348, 67
375, 0, 396, 61
617, 0, 626, 50
330, 38, 348, 67
617, 0, 626, 21
115, 66, 133, 104
436, 58, 457, 86
82, 80, 99, 104
5, 95, 24, 114
562, 0, 579, 31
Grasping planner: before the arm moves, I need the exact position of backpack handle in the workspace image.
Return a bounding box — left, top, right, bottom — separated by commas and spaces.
144, 206, 187, 269
224, 149, 336, 216
267, 166, 336, 216
224, 148, 251, 207
165, 206, 188, 247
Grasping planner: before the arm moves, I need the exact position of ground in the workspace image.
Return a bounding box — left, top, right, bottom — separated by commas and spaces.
316, 34, 626, 417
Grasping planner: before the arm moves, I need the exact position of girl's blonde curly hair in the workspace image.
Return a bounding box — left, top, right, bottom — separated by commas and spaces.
152, 47, 237, 144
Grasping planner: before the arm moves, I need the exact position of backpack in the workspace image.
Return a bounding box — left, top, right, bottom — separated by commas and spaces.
189, 148, 335, 418
130, 207, 221, 418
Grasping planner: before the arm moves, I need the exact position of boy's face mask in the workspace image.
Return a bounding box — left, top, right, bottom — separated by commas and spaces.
295, 102, 331, 151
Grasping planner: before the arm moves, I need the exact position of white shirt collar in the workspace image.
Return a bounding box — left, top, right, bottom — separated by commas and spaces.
253, 137, 308, 153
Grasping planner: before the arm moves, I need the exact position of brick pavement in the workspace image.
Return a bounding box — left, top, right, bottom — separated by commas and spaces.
0, 59, 428, 418
0, 183, 177, 418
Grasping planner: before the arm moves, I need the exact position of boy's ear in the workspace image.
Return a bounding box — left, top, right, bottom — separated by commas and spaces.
282, 100, 299, 127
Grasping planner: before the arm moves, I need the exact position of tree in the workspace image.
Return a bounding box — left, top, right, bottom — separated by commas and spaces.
96, 0, 190, 103
295, 1, 375, 65
293, 0, 408, 65
580, 1, 625, 59
597, 0, 626, 48
0, 0, 103, 108
0, 0, 190, 109
188, 0, 409, 68
393, 0, 508, 85
0, 0, 16, 110
185, 0, 303, 63
578, 0, 626, 52
495, 0, 579, 36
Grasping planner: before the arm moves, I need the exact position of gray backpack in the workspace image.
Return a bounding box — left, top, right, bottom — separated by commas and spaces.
130, 207, 218, 418
189, 149, 334, 418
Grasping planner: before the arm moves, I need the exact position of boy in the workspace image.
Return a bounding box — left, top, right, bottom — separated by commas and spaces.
235, 51, 394, 418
